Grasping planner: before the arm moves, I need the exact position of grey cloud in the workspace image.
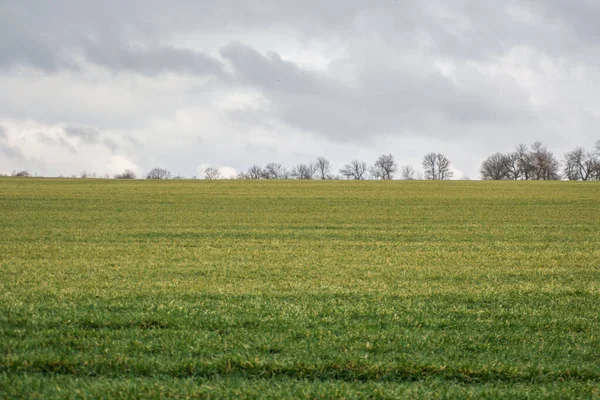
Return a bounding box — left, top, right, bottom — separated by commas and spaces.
82, 40, 227, 77
0, 126, 24, 159
0, 144, 24, 160
34, 133, 77, 154
3, 1, 600, 74
101, 137, 118, 153
0, 1, 226, 76
65, 125, 101, 143
65, 125, 118, 153
220, 41, 333, 95
221, 42, 536, 142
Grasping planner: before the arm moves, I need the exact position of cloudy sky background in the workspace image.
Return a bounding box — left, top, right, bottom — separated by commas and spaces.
1, 0, 599, 178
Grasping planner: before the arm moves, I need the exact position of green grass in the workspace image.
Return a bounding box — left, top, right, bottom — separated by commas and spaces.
1, 178, 600, 399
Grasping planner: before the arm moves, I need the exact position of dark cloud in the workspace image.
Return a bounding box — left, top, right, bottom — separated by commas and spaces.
0, 1, 226, 76
82, 41, 227, 77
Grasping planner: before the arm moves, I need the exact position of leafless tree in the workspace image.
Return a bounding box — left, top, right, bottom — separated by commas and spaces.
11, 170, 31, 177
422, 153, 437, 180
146, 168, 172, 180
315, 157, 332, 179
480, 153, 510, 180
262, 163, 289, 179
563, 147, 596, 181
400, 165, 416, 180
370, 154, 397, 180
114, 169, 136, 179
117, 169, 136, 179
562, 154, 579, 181
437, 155, 453, 180
593, 141, 600, 180
290, 163, 317, 180
340, 160, 368, 180
422, 153, 453, 180
529, 142, 560, 180
504, 152, 522, 180
204, 167, 221, 180
515, 144, 534, 180
238, 165, 263, 179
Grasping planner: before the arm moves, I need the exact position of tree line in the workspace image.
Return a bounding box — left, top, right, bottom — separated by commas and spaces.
2, 140, 599, 181
480, 141, 600, 181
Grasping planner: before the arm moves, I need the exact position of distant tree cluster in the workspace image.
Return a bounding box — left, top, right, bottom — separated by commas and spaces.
562, 141, 600, 181
236, 154, 427, 181
480, 141, 600, 181
11, 170, 32, 177
146, 168, 172, 180
114, 169, 137, 179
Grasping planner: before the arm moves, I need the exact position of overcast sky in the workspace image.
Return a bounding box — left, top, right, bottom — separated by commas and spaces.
1, 0, 599, 178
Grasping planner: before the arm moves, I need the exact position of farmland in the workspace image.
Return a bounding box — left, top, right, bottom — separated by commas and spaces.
1, 178, 600, 398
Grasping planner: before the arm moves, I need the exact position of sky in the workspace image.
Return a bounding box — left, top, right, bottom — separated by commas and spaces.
1, 0, 599, 179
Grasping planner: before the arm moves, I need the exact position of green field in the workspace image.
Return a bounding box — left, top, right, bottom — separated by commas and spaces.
1, 179, 600, 399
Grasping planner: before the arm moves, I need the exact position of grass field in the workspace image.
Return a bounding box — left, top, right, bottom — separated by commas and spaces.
1, 178, 600, 399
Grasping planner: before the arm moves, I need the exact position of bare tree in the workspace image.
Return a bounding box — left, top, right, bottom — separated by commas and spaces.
315, 157, 332, 179
114, 169, 136, 179
204, 167, 221, 180
146, 168, 172, 180
530, 142, 560, 180
504, 152, 522, 180
563, 147, 596, 181
562, 153, 579, 181
11, 170, 31, 177
422, 153, 453, 180
290, 163, 317, 180
239, 165, 263, 180
370, 154, 397, 180
480, 153, 510, 180
438, 154, 453, 180
422, 153, 437, 180
340, 160, 368, 180
593, 140, 600, 180
515, 144, 534, 180
400, 165, 416, 180
262, 163, 289, 179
